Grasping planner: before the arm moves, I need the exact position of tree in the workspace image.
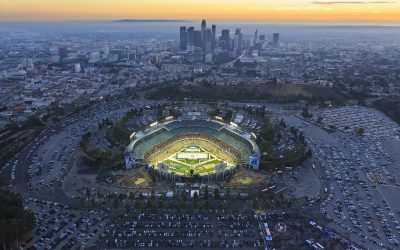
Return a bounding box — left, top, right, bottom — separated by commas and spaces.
355, 127, 364, 136
223, 109, 233, 122
125, 204, 130, 213
204, 186, 209, 200
225, 189, 231, 200
0, 190, 35, 250
79, 197, 86, 209
252, 199, 258, 209
113, 198, 119, 208
275, 199, 281, 208
214, 188, 220, 200
210, 107, 220, 117
193, 192, 199, 208
301, 108, 312, 119
156, 107, 164, 121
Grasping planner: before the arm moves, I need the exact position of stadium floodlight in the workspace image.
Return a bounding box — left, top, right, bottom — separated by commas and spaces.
214, 116, 223, 120
165, 116, 173, 121
251, 132, 257, 139
129, 132, 136, 140
149, 121, 158, 127
230, 122, 238, 127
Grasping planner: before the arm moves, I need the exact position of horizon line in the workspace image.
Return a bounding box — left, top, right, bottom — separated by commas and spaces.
0, 19, 400, 27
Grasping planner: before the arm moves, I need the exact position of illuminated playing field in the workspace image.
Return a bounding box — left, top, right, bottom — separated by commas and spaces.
127, 119, 261, 178
156, 146, 230, 176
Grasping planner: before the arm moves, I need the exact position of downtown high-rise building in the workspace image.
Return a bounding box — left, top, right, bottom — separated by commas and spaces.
179, 26, 187, 50
194, 30, 202, 48
58, 47, 68, 61
234, 28, 243, 55
273, 33, 280, 47
211, 24, 216, 53
187, 27, 195, 48
201, 19, 206, 30
220, 29, 230, 50
202, 28, 212, 54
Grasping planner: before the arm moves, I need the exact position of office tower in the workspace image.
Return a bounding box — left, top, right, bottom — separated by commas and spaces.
211, 24, 216, 53
27, 59, 34, 68
187, 27, 195, 47
202, 28, 212, 54
193, 47, 203, 62
259, 34, 266, 41
233, 35, 240, 55
89, 52, 101, 63
201, 19, 206, 30
104, 45, 109, 56
254, 29, 258, 44
273, 33, 280, 47
58, 47, 68, 61
20, 58, 28, 68
220, 29, 230, 50
74, 63, 81, 73
204, 41, 212, 56
50, 55, 60, 64
234, 28, 243, 53
179, 26, 188, 50
205, 53, 212, 63
194, 30, 202, 48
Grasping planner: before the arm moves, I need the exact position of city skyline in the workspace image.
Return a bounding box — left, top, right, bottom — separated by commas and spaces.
0, 0, 400, 25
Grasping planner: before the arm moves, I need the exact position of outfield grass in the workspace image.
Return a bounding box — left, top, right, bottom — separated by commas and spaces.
184, 159, 205, 165
196, 159, 220, 168
164, 159, 191, 174
164, 158, 221, 175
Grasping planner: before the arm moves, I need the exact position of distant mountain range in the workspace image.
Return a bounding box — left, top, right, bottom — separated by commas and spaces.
114, 19, 189, 23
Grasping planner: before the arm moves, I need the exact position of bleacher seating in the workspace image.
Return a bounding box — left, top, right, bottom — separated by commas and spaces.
130, 119, 254, 162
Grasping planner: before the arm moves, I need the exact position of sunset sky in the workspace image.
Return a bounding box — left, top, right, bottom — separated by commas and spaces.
0, 0, 400, 24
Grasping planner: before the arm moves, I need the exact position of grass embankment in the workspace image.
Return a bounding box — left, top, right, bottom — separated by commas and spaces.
145, 83, 346, 104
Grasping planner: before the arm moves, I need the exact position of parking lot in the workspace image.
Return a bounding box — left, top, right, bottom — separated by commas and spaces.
281, 105, 400, 249
21, 197, 107, 250
101, 210, 262, 249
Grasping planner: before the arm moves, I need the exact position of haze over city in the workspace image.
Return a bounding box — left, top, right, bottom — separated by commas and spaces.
1, 1, 400, 250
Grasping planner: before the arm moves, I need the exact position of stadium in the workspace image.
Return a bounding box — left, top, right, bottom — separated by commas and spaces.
126, 118, 260, 180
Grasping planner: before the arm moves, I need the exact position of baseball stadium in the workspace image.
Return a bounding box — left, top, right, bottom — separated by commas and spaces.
126, 118, 260, 179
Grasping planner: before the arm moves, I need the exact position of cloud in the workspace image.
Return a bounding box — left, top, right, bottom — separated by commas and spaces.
312, 1, 396, 4
275, 6, 332, 10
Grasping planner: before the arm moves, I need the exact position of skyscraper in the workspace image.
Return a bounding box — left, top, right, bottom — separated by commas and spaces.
220, 29, 230, 50
187, 27, 195, 47
254, 29, 258, 45
234, 28, 243, 54
202, 28, 212, 54
211, 24, 216, 53
194, 30, 202, 48
58, 47, 68, 61
273, 33, 280, 47
233, 34, 240, 55
179, 26, 187, 50
201, 19, 206, 30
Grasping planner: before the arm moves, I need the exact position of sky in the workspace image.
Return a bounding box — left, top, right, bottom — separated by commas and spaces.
0, 0, 400, 25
